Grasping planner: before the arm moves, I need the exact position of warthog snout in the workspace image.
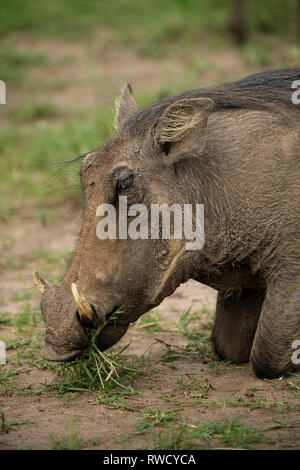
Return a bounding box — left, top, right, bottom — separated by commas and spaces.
34, 271, 92, 361
34, 271, 129, 361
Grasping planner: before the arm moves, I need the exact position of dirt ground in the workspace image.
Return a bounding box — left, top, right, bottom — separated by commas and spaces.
1, 32, 300, 450
1, 207, 300, 450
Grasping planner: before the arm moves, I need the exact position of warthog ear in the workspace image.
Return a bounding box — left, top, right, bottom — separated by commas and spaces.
154, 97, 214, 164
115, 83, 138, 132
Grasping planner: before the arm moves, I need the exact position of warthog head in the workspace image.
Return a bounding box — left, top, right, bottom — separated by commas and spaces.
35, 84, 213, 361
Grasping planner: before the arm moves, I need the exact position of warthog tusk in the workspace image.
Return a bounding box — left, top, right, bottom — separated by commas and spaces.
33, 270, 49, 294
71, 283, 93, 323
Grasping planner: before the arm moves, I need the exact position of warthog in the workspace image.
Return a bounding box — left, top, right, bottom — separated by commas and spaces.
35, 68, 300, 379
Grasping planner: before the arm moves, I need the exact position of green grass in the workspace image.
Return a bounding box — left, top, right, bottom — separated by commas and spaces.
0, 49, 48, 84
150, 417, 295, 450
51, 420, 84, 450
135, 407, 183, 435
0, 84, 197, 216
150, 423, 195, 450
0, 313, 13, 328
186, 417, 273, 449
10, 290, 32, 301
27, 249, 74, 287
30, 314, 142, 404
0, 411, 5, 433
0, 410, 35, 433
0, 107, 113, 214
59, 336, 135, 391
136, 309, 164, 333
51, 421, 102, 450
13, 304, 37, 332
0, 1, 298, 55
0, 1, 299, 216
203, 392, 291, 413
34, 209, 56, 225
10, 102, 62, 123
154, 307, 214, 363
0, 366, 19, 397
0, 303, 144, 408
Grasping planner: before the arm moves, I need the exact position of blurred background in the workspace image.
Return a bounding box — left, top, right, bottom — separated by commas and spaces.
0, 0, 300, 449
0, 0, 300, 219
2, 2, 300, 450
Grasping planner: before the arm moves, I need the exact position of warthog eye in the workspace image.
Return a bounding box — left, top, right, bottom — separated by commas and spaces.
117, 174, 134, 192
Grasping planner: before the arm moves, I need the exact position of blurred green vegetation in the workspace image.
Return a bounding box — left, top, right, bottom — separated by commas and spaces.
0, 109, 113, 218
0, 0, 299, 217
0, 49, 48, 84
0, 0, 298, 53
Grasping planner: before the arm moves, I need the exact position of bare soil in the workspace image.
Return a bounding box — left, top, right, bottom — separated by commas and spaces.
0, 209, 300, 450
1, 32, 300, 450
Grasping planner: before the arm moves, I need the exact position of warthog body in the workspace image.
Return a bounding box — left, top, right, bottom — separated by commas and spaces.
38, 68, 300, 379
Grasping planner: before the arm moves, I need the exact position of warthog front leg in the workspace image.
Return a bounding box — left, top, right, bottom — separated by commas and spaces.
211, 288, 265, 363
250, 278, 300, 379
